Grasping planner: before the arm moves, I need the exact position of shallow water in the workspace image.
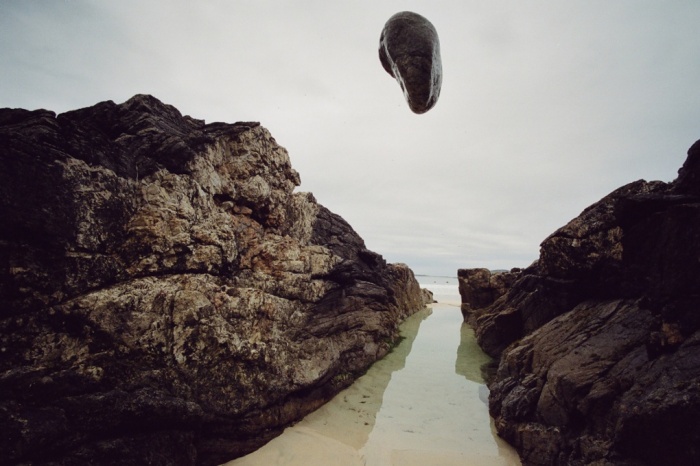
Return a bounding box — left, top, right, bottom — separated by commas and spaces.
225, 276, 521, 466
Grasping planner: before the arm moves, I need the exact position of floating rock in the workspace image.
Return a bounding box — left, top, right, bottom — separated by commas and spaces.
379, 11, 442, 114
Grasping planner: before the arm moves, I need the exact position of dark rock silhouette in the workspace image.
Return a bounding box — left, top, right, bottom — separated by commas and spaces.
465, 140, 700, 465
379, 11, 442, 114
458, 268, 520, 323
0, 95, 426, 466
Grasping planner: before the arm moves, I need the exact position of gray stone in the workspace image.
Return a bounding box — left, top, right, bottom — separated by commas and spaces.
379, 11, 442, 114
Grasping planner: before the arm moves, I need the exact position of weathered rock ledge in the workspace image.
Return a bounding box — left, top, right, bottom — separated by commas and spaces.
0, 95, 426, 465
463, 141, 700, 465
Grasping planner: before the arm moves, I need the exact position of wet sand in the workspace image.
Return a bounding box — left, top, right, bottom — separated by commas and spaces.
225, 280, 521, 466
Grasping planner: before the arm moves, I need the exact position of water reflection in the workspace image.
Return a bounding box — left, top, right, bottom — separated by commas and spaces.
455, 322, 493, 384
360, 304, 520, 466
225, 286, 520, 466
225, 308, 432, 466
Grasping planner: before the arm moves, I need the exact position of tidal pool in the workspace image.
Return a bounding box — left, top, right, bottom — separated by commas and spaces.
225, 277, 521, 466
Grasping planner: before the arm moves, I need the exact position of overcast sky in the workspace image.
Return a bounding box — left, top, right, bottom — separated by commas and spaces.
2, 1, 699, 276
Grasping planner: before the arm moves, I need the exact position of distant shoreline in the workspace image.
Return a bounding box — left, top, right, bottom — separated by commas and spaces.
415, 274, 457, 279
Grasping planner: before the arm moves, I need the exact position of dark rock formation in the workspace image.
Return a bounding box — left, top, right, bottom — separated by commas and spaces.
421, 287, 435, 304
468, 141, 700, 465
379, 11, 442, 114
457, 268, 521, 323
0, 95, 426, 466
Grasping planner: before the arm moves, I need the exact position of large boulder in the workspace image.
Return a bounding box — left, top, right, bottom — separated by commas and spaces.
470, 141, 700, 465
379, 11, 442, 114
0, 95, 426, 465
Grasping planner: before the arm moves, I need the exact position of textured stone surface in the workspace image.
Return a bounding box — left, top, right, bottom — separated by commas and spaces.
469, 141, 700, 465
0, 95, 426, 465
420, 287, 435, 304
379, 11, 442, 114
457, 268, 521, 323
474, 178, 670, 358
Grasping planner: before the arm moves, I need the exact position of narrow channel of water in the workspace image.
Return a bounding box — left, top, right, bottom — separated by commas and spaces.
225, 276, 521, 466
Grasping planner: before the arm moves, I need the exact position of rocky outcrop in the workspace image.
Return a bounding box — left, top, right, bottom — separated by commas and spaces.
421, 287, 435, 304
457, 268, 521, 323
379, 11, 442, 114
0, 95, 426, 466
469, 141, 700, 465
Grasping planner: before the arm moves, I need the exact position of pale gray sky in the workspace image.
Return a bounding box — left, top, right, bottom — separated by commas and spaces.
2, 1, 699, 276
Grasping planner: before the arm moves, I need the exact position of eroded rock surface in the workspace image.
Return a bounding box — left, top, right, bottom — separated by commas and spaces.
420, 287, 435, 304
379, 11, 442, 114
468, 141, 700, 465
0, 95, 426, 465
457, 268, 521, 324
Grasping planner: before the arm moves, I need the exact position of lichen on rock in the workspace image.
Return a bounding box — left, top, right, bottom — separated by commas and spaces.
0, 94, 426, 465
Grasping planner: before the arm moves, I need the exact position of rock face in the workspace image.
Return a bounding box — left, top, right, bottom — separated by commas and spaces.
0, 95, 426, 466
468, 141, 700, 465
379, 11, 442, 114
457, 268, 520, 323
420, 287, 435, 304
